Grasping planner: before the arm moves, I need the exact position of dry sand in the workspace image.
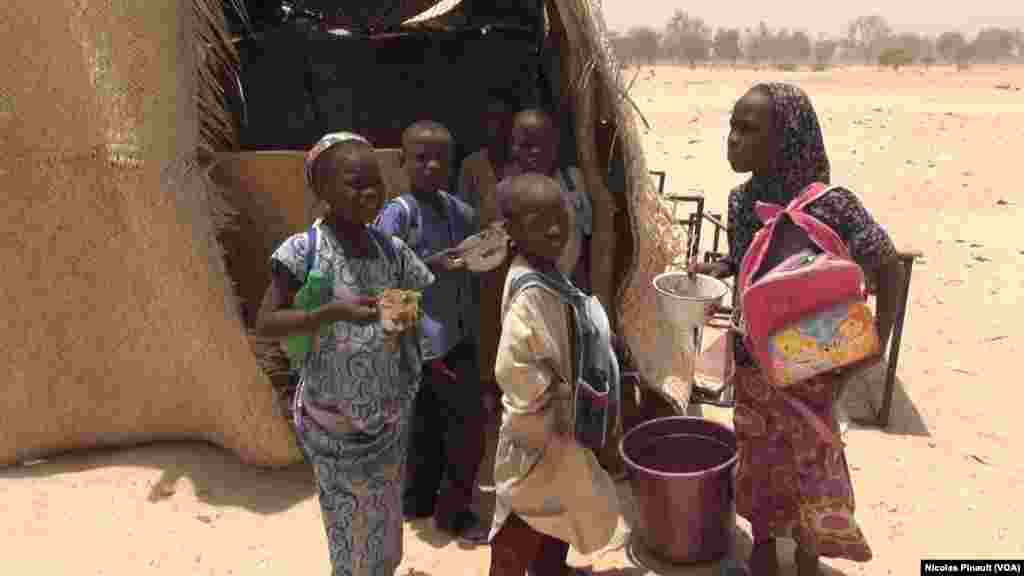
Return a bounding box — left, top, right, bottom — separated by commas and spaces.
3, 64, 1022, 575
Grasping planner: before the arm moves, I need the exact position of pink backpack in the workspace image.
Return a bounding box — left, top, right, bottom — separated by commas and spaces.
737, 183, 881, 390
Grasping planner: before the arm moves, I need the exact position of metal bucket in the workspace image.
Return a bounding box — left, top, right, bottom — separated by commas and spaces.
619, 416, 738, 564
652, 272, 729, 358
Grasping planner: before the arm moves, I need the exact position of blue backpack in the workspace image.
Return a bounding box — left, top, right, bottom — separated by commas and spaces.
504, 269, 620, 451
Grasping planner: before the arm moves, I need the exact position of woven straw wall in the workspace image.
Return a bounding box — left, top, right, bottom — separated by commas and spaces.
0, 1, 299, 467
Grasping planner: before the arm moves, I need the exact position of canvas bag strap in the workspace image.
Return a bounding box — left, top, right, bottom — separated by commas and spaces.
504, 271, 586, 374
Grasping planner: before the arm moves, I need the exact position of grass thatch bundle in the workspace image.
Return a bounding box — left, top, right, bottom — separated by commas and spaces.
547, 0, 692, 412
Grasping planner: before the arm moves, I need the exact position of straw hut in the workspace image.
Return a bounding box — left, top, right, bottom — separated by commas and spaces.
1, 0, 690, 468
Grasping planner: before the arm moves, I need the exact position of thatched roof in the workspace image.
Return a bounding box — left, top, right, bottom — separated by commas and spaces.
195, 0, 242, 155
1, 0, 690, 469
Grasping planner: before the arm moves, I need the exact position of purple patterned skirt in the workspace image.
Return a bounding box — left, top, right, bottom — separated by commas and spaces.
733, 366, 872, 561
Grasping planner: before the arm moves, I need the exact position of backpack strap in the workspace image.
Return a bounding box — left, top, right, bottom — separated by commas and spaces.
394, 195, 421, 248
304, 219, 321, 280
367, 225, 398, 263
439, 191, 466, 243
789, 181, 833, 212
786, 184, 850, 259
738, 183, 851, 293
507, 270, 583, 314
560, 168, 576, 193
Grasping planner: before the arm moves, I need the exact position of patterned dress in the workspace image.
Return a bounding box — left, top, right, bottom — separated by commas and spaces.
722, 84, 898, 561
271, 223, 434, 576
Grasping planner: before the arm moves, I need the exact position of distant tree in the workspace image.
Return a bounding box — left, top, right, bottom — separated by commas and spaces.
743, 22, 773, 65
663, 10, 711, 67
625, 26, 661, 65
772, 28, 791, 63
901, 33, 925, 60
890, 33, 926, 62
936, 31, 966, 63
845, 15, 892, 62
713, 28, 743, 65
879, 47, 913, 70
742, 27, 757, 64
745, 21, 775, 64
790, 30, 813, 62
815, 37, 838, 65
956, 41, 977, 70
972, 27, 1016, 62
766, 28, 811, 64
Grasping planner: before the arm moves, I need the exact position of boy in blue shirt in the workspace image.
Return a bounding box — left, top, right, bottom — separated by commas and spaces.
375, 120, 488, 544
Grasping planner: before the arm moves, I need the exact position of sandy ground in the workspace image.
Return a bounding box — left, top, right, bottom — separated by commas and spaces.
3, 64, 1023, 575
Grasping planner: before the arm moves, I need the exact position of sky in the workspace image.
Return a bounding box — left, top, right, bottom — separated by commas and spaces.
598, 0, 1024, 39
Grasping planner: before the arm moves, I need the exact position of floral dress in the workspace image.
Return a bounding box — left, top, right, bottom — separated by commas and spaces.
271, 222, 433, 576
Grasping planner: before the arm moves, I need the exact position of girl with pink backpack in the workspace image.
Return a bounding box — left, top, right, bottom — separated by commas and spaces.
691, 83, 907, 575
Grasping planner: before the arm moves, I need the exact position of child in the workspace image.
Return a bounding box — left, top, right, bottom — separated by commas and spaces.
505, 108, 593, 293
375, 120, 489, 544
692, 83, 906, 575
458, 91, 520, 415
459, 91, 519, 222
255, 132, 434, 576
488, 173, 619, 576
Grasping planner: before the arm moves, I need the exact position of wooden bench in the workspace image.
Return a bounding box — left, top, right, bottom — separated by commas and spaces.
861, 247, 922, 428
